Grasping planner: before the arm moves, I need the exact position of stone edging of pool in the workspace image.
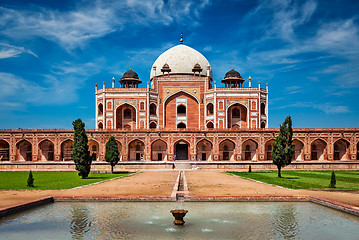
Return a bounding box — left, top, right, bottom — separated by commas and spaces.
1, 195, 358, 218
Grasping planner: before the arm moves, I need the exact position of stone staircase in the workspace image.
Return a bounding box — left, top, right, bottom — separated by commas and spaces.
174, 162, 192, 170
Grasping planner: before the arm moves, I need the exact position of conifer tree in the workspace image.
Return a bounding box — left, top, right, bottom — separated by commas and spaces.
27, 170, 34, 187
272, 116, 295, 177
105, 136, 120, 174
329, 171, 336, 188
72, 118, 91, 178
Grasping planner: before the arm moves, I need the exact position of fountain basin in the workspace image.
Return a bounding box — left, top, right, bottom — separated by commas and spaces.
170, 209, 188, 225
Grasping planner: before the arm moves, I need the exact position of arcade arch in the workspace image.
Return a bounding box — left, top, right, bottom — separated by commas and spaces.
88, 140, 99, 161
334, 139, 350, 160
0, 140, 9, 161
242, 139, 258, 161
128, 140, 144, 161
151, 139, 167, 161
265, 139, 275, 160
38, 140, 54, 161
293, 139, 304, 161
174, 140, 189, 160
219, 139, 235, 161
17, 140, 32, 161
61, 139, 73, 161
311, 139, 327, 160
196, 139, 212, 161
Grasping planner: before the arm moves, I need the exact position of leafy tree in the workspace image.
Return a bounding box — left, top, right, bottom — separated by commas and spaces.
329, 171, 336, 188
105, 136, 120, 174
27, 170, 34, 187
272, 116, 295, 178
72, 118, 92, 178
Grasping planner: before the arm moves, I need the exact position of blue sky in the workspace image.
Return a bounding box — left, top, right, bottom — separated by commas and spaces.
0, 0, 358, 129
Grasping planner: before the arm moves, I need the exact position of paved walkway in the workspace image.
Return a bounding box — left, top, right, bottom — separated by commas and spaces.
1, 171, 358, 209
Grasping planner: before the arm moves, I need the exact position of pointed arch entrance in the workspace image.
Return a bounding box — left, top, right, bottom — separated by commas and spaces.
174, 140, 189, 160
17, 140, 32, 161
219, 139, 235, 161
128, 140, 144, 161
196, 139, 212, 161
61, 140, 73, 161
0, 140, 10, 161
311, 139, 326, 160
242, 139, 258, 161
39, 140, 54, 161
334, 139, 350, 160
151, 139, 167, 161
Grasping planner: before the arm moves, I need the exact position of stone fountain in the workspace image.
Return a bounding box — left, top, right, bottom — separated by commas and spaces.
170, 209, 188, 225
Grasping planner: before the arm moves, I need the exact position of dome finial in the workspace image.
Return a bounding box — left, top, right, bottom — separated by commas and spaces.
180, 32, 183, 44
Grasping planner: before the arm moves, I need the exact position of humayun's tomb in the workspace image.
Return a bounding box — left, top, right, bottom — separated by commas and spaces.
0, 36, 358, 171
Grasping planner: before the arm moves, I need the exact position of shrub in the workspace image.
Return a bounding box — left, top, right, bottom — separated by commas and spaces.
27, 170, 34, 187
248, 165, 252, 173
329, 171, 336, 188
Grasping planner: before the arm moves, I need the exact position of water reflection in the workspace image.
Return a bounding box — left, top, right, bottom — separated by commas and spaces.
271, 205, 298, 239
69, 205, 91, 239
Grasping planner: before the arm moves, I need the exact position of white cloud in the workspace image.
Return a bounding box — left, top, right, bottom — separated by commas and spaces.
0, 43, 37, 59
0, 0, 211, 50
278, 101, 350, 114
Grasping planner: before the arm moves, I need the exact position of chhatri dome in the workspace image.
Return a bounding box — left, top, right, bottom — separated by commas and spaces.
150, 33, 212, 79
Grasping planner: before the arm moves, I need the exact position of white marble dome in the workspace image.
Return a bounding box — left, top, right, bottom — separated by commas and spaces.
150, 44, 212, 79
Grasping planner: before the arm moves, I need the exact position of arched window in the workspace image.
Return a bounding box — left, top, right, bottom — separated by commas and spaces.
107, 101, 112, 110
149, 122, 157, 129
98, 103, 103, 116
207, 103, 214, 115
135, 145, 141, 151
261, 122, 266, 128
124, 109, 131, 119
261, 103, 266, 115
207, 122, 214, 129
92, 145, 97, 151
177, 105, 186, 115
245, 145, 250, 151
98, 122, 103, 129
150, 103, 156, 116
223, 145, 228, 151
232, 108, 240, 118
177, 123, 186, 129
267, 145, 272, 151
312, 144, 317, 151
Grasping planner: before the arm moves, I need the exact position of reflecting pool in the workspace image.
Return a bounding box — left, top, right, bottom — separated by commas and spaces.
1, 202, 358, 239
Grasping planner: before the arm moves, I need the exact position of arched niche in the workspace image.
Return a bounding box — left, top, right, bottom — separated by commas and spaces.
61, 140, 73, 161
334, 139, 350, 160
219, 139, 235, 161
196, 139, 213, 161
292, 140, 304, 161
128, 140, 144, 161
39, 140, 54, 161
98, 122, 103, 129
207, 103, 214, 116
116, 104, 136, 130
149, 122, 157, 129
88, 140, 100, 161
151, 139, 167, 161
311, 139, 327, 160
98, 103, 103, 116
0, 140, 10, 161
260, 102, 266, 115
242, 139, 258, 161
227, 103, 247, 129
17, 140, 32, 161
177, 122, 186, 129
206, 122, 214, 129
265, 139, 275, 160
149, 103, 157, 116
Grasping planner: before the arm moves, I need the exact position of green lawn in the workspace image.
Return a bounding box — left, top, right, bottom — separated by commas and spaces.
227, 171, 359, 190
0, 171, 133, 190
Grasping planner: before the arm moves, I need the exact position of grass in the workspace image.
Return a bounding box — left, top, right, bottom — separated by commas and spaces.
0, 171, 133, 190
227, 170, 359, 190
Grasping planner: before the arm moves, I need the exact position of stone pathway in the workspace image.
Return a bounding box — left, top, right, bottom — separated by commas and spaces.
1, 170, 358, 210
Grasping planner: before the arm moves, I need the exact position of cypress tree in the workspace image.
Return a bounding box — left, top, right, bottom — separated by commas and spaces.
72, 118, 91, 178
272, 116, 295, 178
248, 165, 252, 173
329, 171, 336, 188
27, 170, 34, 187
105, 136, 120, 174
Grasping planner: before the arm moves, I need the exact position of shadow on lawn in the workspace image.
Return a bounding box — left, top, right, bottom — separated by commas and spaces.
281, 177, 300, 179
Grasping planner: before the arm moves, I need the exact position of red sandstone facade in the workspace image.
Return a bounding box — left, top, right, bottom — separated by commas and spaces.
0, 41, 358, 170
